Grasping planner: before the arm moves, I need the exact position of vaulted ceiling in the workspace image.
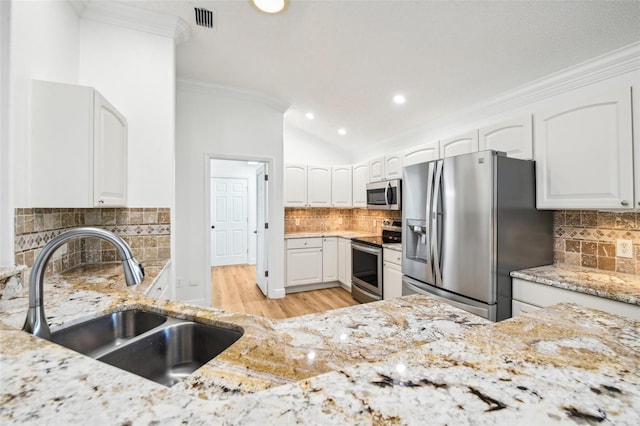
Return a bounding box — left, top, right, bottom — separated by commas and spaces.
130, 0, 640, 153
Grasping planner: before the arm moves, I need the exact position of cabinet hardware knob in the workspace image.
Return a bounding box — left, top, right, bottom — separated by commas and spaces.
99, 200, 104, 204
621, 200, 630, 206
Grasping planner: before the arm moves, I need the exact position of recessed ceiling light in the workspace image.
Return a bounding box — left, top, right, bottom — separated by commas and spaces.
251, 0, 288, 14
305, 112, 315, 120
338, 128, 347, 136
393, 94, 406, 105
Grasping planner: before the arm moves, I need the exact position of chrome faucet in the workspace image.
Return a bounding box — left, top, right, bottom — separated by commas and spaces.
23, 227, 145, 339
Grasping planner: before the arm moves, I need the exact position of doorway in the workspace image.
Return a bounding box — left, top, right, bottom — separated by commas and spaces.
209, 159, 269, 304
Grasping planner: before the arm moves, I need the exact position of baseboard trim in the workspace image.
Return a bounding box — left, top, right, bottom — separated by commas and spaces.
285, 281, 340, 294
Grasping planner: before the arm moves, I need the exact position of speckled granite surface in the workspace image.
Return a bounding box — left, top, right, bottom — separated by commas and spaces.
285, 231, 375, 239
512, 264, 640, 306
1, 263, 639, 424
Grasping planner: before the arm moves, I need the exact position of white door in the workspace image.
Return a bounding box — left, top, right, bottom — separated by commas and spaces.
307, 165, 332, 207
402, 140, 440, 166
384, 154, 403, 179
256, 165, 268, 295
479, 115, 533, 160
352, 162, 369, 207
331, 165, 352, 207
284, 164, 307, 207
211, 178, 248, 266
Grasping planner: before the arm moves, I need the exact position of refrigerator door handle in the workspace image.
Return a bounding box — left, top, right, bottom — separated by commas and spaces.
431, 160, 443, 286
425, 162, 435, 279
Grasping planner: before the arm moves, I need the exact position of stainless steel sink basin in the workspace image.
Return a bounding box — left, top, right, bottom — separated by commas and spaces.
98, 322, 243, 387
50, 310, 168, 358
47, 309, 243, 386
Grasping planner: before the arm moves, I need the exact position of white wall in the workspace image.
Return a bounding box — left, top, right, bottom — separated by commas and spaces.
176, 80, 288, 305
0, 0, 11, 265
78, 20, 175, 207
284, 124, 351, 164
10, 0, 80, 207
210, 159, 259, 264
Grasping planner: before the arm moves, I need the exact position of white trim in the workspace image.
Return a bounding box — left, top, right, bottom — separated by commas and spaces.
178, 79, 290, 113
77, 0, 191, 44
379, 42, 640, 149
0, 0, 13, 266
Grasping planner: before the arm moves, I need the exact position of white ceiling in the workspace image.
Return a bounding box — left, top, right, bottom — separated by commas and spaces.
129, 0, 640, 154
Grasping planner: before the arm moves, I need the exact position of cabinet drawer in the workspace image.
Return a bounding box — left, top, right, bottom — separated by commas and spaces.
286, 238, 323, 249
383, 248, 402, 266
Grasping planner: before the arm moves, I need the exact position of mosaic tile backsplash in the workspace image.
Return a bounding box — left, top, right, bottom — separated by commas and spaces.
14, 208, 170, 274
285, 208, 402, 234
554, 210, 640, 274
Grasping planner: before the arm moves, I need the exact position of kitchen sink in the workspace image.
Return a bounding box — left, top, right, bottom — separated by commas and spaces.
50, 310, 168, 358
47, 309, 243, 386
98, 322, 243, 387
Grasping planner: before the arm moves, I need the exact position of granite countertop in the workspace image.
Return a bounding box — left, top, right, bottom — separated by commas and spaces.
1, 263, 639, 423
285, 231, 376, 239
512, 263, 640, 306
383, 243, 402, 251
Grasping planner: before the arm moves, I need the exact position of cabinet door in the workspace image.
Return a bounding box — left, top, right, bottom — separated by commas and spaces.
402, 140, 439, 167
286, 248, 323, 286
383, 261, 402, 300
338, 238, 346, 284
534, 87, 633, 209
93, 91, 128, 206
369, 157, 385, 182
322, 237, 338, 282
332, 165, 353, 207
344, 239, 351, 288
479, 115, 532, 160
284, 164, 308, 207
307, 165, 332, 207
511, 300, 542, 317
439, 130, 479, 158
352, 163, 369, 207
384, 154, 403, 179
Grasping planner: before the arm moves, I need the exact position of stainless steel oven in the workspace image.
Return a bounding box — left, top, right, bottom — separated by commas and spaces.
351, 241, 383, 303
351, 222, 402, 304
366, 179, 401, 210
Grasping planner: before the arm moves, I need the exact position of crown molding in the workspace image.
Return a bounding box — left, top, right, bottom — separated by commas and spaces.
73, 0, 190, 45
381, 41, 640, 148
177, 79, 290, 113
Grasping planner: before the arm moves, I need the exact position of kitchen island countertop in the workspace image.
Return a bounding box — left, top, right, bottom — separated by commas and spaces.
512, 263, 640, 306
1, 263, 639, 424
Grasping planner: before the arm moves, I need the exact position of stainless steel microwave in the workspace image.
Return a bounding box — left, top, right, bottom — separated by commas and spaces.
366, 179, 401, 210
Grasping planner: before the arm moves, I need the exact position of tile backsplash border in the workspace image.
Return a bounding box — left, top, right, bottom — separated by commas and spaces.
14, 208, 170, 274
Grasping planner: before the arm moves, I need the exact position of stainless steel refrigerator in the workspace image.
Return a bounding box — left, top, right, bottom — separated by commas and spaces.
402, 150, 553, 321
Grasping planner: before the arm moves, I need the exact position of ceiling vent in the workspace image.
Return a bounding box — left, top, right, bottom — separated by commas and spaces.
194, 7, 215, 29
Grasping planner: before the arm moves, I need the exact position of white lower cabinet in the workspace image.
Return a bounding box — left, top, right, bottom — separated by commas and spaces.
338, 237, 352, 288
285, 237, 341, 288
322, 237, 338, 282
383, 248, 403, 300
145, 264, 171, 300
512, 277, 640, 320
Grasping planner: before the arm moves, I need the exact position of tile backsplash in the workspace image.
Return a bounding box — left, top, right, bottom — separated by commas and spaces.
285, 208, 401, 234
554, 210, 640, 274
15, 208, 170, 274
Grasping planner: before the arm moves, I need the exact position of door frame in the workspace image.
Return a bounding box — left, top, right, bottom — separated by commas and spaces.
204, 154, 272, 305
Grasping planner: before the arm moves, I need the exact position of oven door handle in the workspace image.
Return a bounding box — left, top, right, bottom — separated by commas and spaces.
352, 242, 382, 255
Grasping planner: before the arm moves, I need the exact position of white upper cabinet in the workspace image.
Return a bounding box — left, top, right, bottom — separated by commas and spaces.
384, 153, 403, 179
352, 162, 369, 208
31, 80, 127, 207
284, 164, 308, 207
307, 165, 332, 207
439, 130, 479, 158
479, 115, 533, 160
331, 165, 353, 207
534, 86, 633, 209
369, 157, 385, 182
402, 140, 440, 167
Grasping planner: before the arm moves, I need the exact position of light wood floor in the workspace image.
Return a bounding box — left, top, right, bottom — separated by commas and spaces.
211, 264, 359, 319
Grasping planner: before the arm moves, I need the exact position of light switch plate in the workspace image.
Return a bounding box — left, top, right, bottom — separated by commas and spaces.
616, 239, 633, 258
